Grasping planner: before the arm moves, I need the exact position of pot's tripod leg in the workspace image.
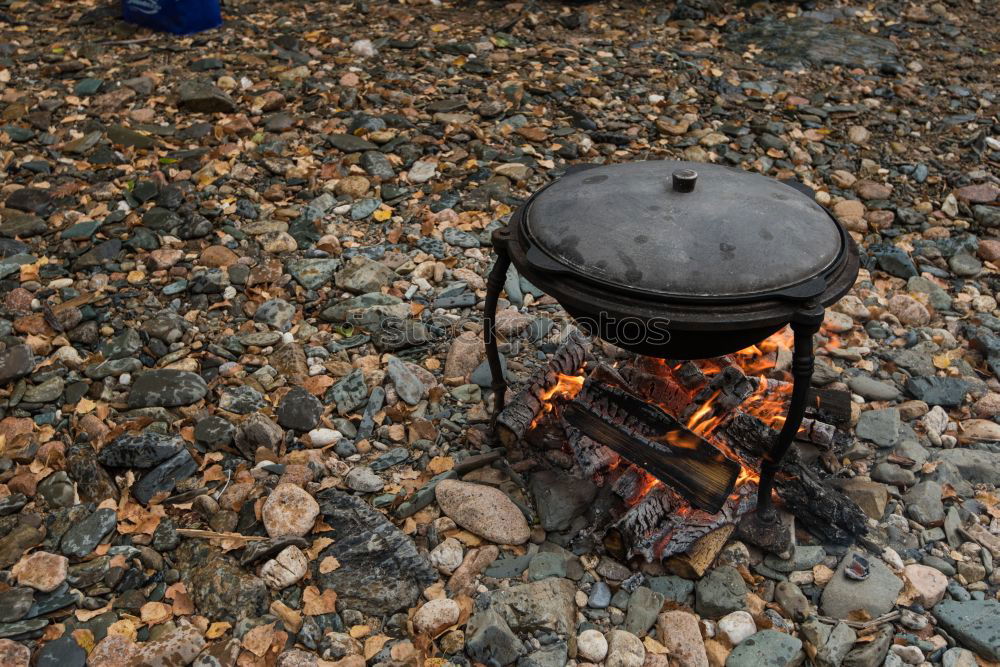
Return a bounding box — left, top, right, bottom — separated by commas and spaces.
484, 249, 512, 426
739, 301, 824, 553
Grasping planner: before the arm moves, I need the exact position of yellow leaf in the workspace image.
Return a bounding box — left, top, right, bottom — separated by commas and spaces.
71, 629, 95, 653
242, 622, 275, 657
426, 456, 454, 474
932, 353, 951, 369
75, 397, 97, 414
206, 621, 232, 639
307, 537, 334, 560
106, 618, 138, 642
364, 634, 390, 660
140, 601, 172, 625
373, 207, 392, 222
430, 23, 448, 32
350, 624, 372, 639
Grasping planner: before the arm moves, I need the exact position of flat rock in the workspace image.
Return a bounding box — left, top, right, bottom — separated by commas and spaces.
98, 431, 184, 468
490, 577, 578, 634
314, 488, 437, 615
276, 386, 323, 431
855, 408, 900, 447
725, 630, 803, 667
529, 469, 597, 532
0, 345, 34, 384
933, 449, 1000, 484
178, 80, 236, 113
128, 370, 208, 408
820, 550, 902, 619
60, 508, 117, 558
695, 565, 747, 618
847, 375, 900, 401
657, 610, 708, 667
435, 479, 530, 545
933, 600, 1000, 661
176, 541, 269, 622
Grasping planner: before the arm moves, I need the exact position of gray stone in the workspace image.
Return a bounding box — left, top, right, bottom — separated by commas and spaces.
908, 276, 953, 311
517, 642, 566, 667
695, 565, 747, 618
0, 344, 34, 384
466, 607, 525, 666
335, 256, 397, 294
219, 385, 265, 414
128, 370, 207, 408
949, 253, 982, 277
648, 575, 695, 604
725, 630, 803, 667
327, 368, 368, 416
0, 587, 33, 622
99, 328, 141, 360
345, 467, 384, 493
527, 552, 566, 581
35, 635, 86, 667
529, 470, 597, 532
842, 625, 892, 667
934, 449, 1000, 485
588, 581, 612, 609
320, 292, 402, 323
764, 545, 826, 573
906, 376, 969, 407
132, 449, 198, 504
286, 258, 341, 289
624, 586, 664, 637
98, 431, 185, 468
314, 488, 437, 615
904, 481, 944, 526
973, 205, 1000, 228
360, 151, 395, 179
942, 647, 980, 667
820, 550, 902, 619
178, 80, 236, 113
855, 408, 900, 447
276, 386, 323, 431
846, 375, 900, 401
327, 134, 378, 152
60, 508, 117, 558
0, 212, 46, 238
22, 376, 64, 403
37, 472, 75, 508
255, 298, 296, 331
387, 356, 424, 406
871, 462, 916, 487
774, 581, 811, 621
933, 600, 1000, 661
490, 578, 578, 634
815, 622, 857, 667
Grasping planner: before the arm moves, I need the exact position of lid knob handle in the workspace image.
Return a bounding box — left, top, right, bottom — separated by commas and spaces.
672, 169, 698, 193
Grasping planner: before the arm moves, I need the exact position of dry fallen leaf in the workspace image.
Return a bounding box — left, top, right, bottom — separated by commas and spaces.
319, 556, 340, 574
307, 537, 335, 560
303, 586, 337, 616
206, 621, 232, 639
242, 622, 276, 657
364, 634, 390, 660
140, 601, 172, 625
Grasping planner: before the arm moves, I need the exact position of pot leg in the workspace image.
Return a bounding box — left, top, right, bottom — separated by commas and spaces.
484, 250, 512, 426
739, 302, 824, 553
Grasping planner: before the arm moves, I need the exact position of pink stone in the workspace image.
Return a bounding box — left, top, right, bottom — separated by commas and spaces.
657, 611, 708, 667
903, 564, 948, 607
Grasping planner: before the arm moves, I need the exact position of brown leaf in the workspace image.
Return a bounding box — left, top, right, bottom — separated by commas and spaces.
303, 586, 337, 615
206, 621, 232, 639
242, 622, 275, 657
363, 634, 390, 660
319, 556, 340, 574
140, 601, 172, 625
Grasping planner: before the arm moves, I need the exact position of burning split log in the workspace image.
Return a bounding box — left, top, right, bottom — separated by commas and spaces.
496, 331, 592, 446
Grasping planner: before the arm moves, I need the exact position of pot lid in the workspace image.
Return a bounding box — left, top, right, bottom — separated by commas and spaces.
522, 160, 845, 301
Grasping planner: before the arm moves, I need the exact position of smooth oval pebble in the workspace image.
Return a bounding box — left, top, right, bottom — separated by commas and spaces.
434, 479, 530, 545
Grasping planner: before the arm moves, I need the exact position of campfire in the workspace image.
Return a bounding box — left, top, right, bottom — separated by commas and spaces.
494, 328, 866, 571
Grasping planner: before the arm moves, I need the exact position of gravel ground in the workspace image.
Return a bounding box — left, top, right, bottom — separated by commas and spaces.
0, 0, 998, 665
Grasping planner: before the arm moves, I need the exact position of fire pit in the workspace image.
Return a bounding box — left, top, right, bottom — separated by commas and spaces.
483, 160, 862, 556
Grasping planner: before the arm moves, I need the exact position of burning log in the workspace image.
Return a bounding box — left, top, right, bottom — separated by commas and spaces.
563, 400, 740, 514
496, 331, 592, 445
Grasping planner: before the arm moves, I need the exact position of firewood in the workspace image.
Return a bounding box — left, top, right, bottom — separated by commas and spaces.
496, 331, 592, 445
664, 524, 736, 579
774, 448, 868, 545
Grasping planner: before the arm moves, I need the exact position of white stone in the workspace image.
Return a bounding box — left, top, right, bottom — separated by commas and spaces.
260, 545, 308, 589
577, 629, 608, 663
307, 428, 342, 447
605, 630, 645, 667
413, 598, 460, 636
13, 551, 68, 592
408, 160, 437, 184
922, 405, 949, 436
261, 484, 320, 537
890, 644, 924, 665
428, 538, 464, 575
942, 647, 979, 667
350, 39, 377, 58
717, 611, 756, 647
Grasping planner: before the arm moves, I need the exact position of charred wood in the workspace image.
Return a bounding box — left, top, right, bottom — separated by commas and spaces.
774, 448, 868, 544
496, 332, 592, 445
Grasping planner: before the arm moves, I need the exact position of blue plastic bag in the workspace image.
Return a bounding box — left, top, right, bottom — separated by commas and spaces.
123, 0, 222, 36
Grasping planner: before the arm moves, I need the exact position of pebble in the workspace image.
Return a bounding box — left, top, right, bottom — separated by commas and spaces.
414, 598, 461, 636
577, 629, 609, 662
262, 484, 320, 537
13, 551, 68, 592
435, 479, 530, 545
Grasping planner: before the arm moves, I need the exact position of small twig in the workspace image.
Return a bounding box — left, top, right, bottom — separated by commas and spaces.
817, 610, 900, 630
97, 36, 158, 46
175, 528, 267, 542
